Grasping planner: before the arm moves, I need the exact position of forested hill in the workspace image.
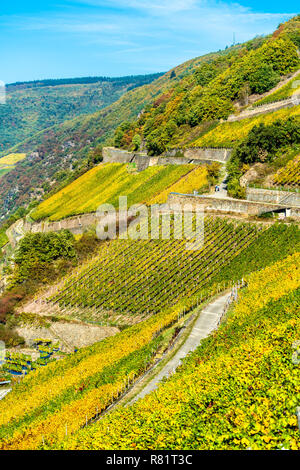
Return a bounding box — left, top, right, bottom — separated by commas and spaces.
0, 16, 299, 221
0, 73, 163, 153
7, 73, 164, 90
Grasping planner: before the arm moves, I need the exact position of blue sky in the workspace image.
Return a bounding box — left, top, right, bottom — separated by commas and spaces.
0, 1, 298, 83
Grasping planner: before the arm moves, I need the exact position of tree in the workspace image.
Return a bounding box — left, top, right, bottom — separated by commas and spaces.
12, 230, 76, 284
248, 63, 280, 94
132, 134, 142, 151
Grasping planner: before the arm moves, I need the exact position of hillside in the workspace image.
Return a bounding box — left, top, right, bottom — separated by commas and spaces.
113, 17, 300, 154
0, 223, 298, 450
193, 105, 300, 147
0, 74, 163, 154
58, 254, 300, 451
31, 163, 208, 221
0, 153, 26, 180
0, 15, 300, 452
0, 36, 272, 219
0, 17, 299, 221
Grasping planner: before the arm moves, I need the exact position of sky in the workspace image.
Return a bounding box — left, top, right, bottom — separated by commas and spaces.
0, 1, 298, 83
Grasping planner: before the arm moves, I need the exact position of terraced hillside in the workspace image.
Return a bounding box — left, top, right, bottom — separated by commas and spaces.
1, 15, 300, 454
113, 19, 299, 155
56, 253, 300, 450
1, 240, 299, 450
0, 298, 191, 450
44, 217, 260, 324
0, 45, 240, 219
1, 16, 299, 219
192, 105, 300, 148
253, 72, 300, 107
31, 163, 208, 221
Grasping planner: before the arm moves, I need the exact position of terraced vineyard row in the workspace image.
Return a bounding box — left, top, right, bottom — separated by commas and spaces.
0, 282, 225, 450
273, 156, 300, 187
31, 163, 201, 221
191, 105, 300, 147
47, 217, 261, 321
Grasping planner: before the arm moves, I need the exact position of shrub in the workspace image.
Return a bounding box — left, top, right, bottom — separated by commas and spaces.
227, 177, 246, 199
233, 118, 300, 166
248, 63, 280, 94
132, 134, 142, 151
0, 325, 24, 347
11, 230, 76, 285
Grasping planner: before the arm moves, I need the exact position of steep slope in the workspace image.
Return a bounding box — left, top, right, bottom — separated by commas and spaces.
31, 163, 207, 221
193, 105, 300, 147
58, 253, 300, 451
0, 228, 298, 450
20, 223, 300, 326
0, 153, 26, 179
0, 16, 299, 220
113, 17, 299, 154
0, 40, 267, 218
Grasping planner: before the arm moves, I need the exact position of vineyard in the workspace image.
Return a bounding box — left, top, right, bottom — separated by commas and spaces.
253, 73, 300, 107
191, 105, 300, 148
273, 155, 300, 187
45, 216, 261, 324
0, 14, 299, 453
0, 224, 298, 450
0, 224, 299, 450
0, 285, 224, 450
0, 153, 26, 168
31, 163, 207, 221
149, 165, 208, 204
0, 153, 26, 180
56, 253, 300, 450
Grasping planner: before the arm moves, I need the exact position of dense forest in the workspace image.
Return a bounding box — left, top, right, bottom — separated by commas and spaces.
8, 73, 164, 89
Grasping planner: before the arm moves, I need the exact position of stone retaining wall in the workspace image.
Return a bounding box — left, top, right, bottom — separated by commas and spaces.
246, 187, 300, 206
7, 213, 100, 248
168, 193, 300, 219
102, 147, 136, 164
102, 146, 232, 169
227, 96, 298, 122
163, 147, 232, 162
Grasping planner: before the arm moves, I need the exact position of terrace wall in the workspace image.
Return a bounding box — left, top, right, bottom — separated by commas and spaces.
102, 146, 232, 169
227, 96, 299, 122
246, 187, 300, 206
167, 193, 300, 219
163, 147, 232, 162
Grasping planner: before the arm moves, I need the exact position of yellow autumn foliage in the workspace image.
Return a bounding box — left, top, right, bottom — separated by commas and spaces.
193, 105, 300, 147
150, 165, 208, 204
